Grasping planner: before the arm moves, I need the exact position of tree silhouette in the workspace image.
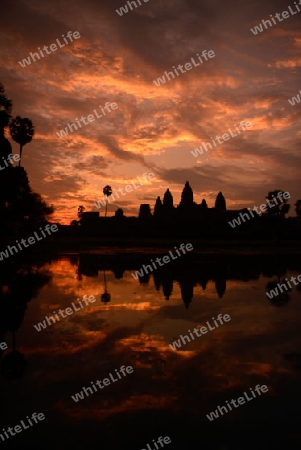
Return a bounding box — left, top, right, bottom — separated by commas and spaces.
17, 190, 53, 229
0, 263, 51, 379
101, 270, 111, 303
103, 185, 112, 217
9, 116, 34, 167
266, 276, 291, 307
0, 166, 53, 234
115, 208, 124, 218
263, 191, 290, 243
295, 200, 301, 218
0, 83, 12, 131
265, 190, 290, 218
0, 86, 53, 234
77, 205, 85, 220
1, 336, 27, 380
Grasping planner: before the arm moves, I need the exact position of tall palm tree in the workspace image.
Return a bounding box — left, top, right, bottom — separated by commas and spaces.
101, 270, 111, 303
9, 116, 34, 167
77, 205, 85, 220
103, 185, 112, 217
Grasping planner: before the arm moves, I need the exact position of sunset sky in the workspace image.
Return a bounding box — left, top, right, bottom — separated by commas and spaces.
1, 0, 301, 224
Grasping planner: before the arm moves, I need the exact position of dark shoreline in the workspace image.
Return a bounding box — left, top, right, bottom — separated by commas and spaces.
1, 236, 301, 255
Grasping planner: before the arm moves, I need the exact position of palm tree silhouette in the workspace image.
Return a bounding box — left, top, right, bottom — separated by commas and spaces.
77, 205, 85, 221
101, 270, 111, 303
9, 116, 34, 167
103, 185, 112, 217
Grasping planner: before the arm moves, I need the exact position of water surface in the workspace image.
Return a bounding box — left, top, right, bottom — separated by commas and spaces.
1, 250, 301, 449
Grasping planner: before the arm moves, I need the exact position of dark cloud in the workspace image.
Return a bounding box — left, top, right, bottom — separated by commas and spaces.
1, 0, 300, 222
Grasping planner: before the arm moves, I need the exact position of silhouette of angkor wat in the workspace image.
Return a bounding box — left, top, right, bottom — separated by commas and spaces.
78, 182, 236, 235
72, 182, 300, 240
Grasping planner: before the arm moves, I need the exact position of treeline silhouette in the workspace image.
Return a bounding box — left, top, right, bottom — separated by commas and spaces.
0, 83, 53, 237
0, 255, 51, 379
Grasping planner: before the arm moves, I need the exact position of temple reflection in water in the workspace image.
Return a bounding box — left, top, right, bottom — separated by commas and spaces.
76, 251, 297, 309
